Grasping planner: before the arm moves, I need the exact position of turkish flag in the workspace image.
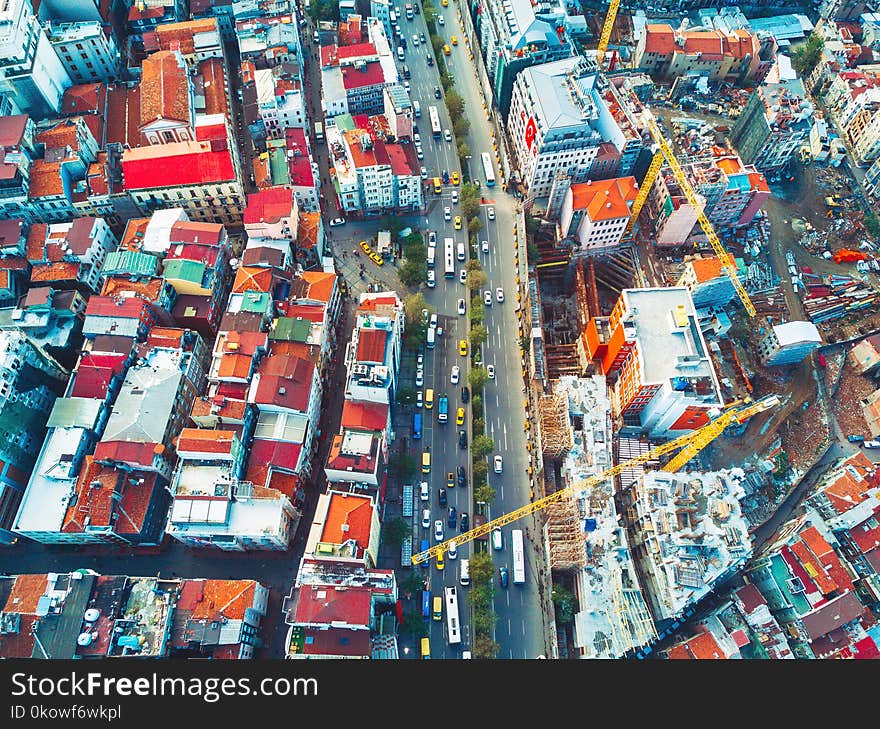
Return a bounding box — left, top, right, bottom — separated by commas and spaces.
524, 116, 537, 152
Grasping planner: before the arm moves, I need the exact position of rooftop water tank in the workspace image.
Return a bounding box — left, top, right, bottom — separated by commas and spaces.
77, 632, 94, 647
84, 608, 100, 623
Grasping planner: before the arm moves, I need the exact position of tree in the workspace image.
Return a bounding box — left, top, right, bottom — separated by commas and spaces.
430, 34, 444, 56
471, 606, 496, 633
422, 0, 437, 27
474, 482, 496, 504
398, 258, 426, 288
525, 213, 541, 235
791, 33, 824, 76
473, 634, 500, 659
465, 259, 483, 273
551, 584, 577, 624
469, 323, 488, 348
470, 297, 484, 323
400, 569, 426, 596
468, 216, 483, 235
404, 230, 424, 249
467, 269, 488, 291
309, 0, 339, 23
388, 452, 417, 480
467, 583, 492, 611
400, 610, 428, 638
471, 433, 494, 459
381, 517, 411, 549
460, 183, 481, 219
866, 211, 880, 239
453, 116, 470, 139
397, 387, 417, 406
469, 551, 495, 586
458, 141, 471, 159
468, 366, 489, 393
403, 292, 433, 326
445, 89, 464, 119
472, 417, 485, 436
471, 395, 483, 414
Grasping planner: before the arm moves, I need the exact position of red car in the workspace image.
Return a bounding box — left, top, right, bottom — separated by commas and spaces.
817, 352, 826, 367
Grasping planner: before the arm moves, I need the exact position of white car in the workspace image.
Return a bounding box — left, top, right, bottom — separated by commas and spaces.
420, 482, 429, 502
429, 313, 438, 328
444, 206, 451, 221
421, 166, 428, 179
414, 132, 421, 143
452, 190, 459, 204
422, 509, 431, 529
494, 454, 503, 474
496, 287, 504, 303
416, 146, 424, 160
434, 519, 444, 542
415, 368, 424, 387
427, 270, 435, 287
444, 129, 452, 142
459, 269, 467, 284
416, 390, 423, 408
457, 298, 466, 315
484, 290, 492, 305
481, 240, 489, 254
404, 80, 411, 92
487, 207, 495, 220
329, 217, 346, 227
428, 231, 437, 246
451, 365, 460, 385
438, 15, 444, 25
486, 364, 495, 379
412, 34, 420, 46
417, 354, 424, 366
447, 540, 458, 560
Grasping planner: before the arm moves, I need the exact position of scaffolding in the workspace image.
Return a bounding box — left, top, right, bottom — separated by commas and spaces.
539, 391, 574, 458
547, 496, 587, 571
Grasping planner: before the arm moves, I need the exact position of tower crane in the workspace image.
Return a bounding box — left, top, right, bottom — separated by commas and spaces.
623, 113, 757, 318
596, 0, 621, 68
411, 394, 780, 564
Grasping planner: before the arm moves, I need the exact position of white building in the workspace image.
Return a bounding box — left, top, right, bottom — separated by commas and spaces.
0, 0, 72, 116
26, 216, 118, 293
344, 291, 404, 405
371, 0, 392, 42
757, 321, 822, 367
557, 177, 638, 253
254, 67, 307, 136
44, 21, 122, 83
327, 124, 361, 212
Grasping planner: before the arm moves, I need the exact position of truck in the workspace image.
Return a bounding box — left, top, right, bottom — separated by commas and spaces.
437, 395, 448, 423
314, 121, 324, 142
847, 434, 866, 443
405, 2, 413, 19
377, 230, 392, 259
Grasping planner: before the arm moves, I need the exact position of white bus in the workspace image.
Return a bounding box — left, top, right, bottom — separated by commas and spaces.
511, 529, 525, 585
427, 245, 436, 268
444, 586, 462, 645
481, 152, 496, 187
429, 105, 442, 139
443, 238, 455, 278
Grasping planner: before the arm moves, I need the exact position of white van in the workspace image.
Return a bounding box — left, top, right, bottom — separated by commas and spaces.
491, 528, 503, 551
413, 100, 421, 117
456, 241, 465, 261
426, 326, 436, 349
397, 45, 405, 61
459, 558, 470, 586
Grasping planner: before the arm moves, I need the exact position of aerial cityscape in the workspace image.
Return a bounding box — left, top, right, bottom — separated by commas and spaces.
1, 0, 880, 663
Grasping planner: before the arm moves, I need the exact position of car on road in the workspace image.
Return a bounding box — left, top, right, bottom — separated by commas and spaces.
458, 429, 467, 449
451, 35, 458, 45
420, 166, 428, 178
492, 528, 503, 551
451, 171, 459, 185
849, 434, 866, 443
438, 488, 447, 506
422, 509, 431, 529
452, 189, 459, 204
412, 33, 419, 46
460, 512, 469, 531
427, 231, 437, 246
444, 129, 452, 142
481, 240, 489, 254
420, 32, 427, 43
434, 519, 444, 541
422, 450, 431, 473
447, 540, 457, 560
446, 471, 455, 489
457, 298, 466, 315
442, 170, 450, 183
425, 388, 434, 409
456, 406, 465, 425
459, 339, 467, 356
487, 207, 495, 220
483, 290, 492, 306
447, 507, 457, 527
434, 85, 442, 98
444, 206, 451, 220
427, 54, 433, 66
414, 132, 421, 143
496, 287, 504, 303
454, 215, 462, 230
403, 80, 411, 92
461, 386, 469, 403
416, 390, 423, 408
498, 566, 509, 588
415, 367, 424, 387
457, 464, 466, 488
442, 0, 448, 6
416, 145, 423, 159
329, 217, 346, 227
486, 364, 495, 379
426, 270, 435, 287
459, 269, 467, 284
420, 482, 429, 501
443, 44, 450, 55
435, 551, 444, 570
429, 313, 437, 328
450, 365, 460, 384
438, 14, 445, 24
494, 454, 503, 473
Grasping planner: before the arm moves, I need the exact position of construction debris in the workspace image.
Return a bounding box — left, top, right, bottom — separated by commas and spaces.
538, 391, 574, 459
801, 273, 877, 324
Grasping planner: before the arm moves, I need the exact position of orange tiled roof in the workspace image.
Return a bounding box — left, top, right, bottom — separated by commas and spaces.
199, 58, 229, 118
218, 352, 253, 379
301, 270, 335, 302
153, 18, 218, 56
190, 580, 256, 621
62, 456, 118, 532
25, 223, 47, 261
690, 257, 723, 283
267, 340, 314, 360
115, 473, 157, 534
106, 84, 142, 150
3, 574, 47, 614
821, 460, 872, 513
177, 427, 236, 453
146, 326, 185, 348
323, 492, 373, 547
101, 276, 164, 301
644, 24, 676, 55
36, 120, 80, 152
139, 51, 192, 129
31, 261, 80, 283
687, 631, 726, 659
297, 211, 321, 250
232, 265, 273, 293
191, 395, 248, 421
569, 177, 638, 221
716, 157, 742, 176
682, 31, 725, 58
28, 160, 66, 199
748, 172, 769, 193
345, 129, 377, 168
119, 217, 151, 251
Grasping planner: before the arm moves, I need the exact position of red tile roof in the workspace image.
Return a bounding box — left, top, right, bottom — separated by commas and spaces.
301, 270, 335, 302
819, 454, 875, 513
295, 584, 372, 626
199, 57, 228, 117
31, 261, 81, 283
682, 31, 725, 59
341, 401, 388, 432
735, 583, 765, 614
297, 212, 321, 251
191, 393, 248, 422
299, 626, 371, 657
385, 142, 413, 176
62, 83, 106, 117
323, 492, 373, 550
122, 139, 235, 189
93, 440, 158, 468
244, 187, 293, 225
341, 61, 384, 91
218, 352, 252, 379
101, 277, 165, 302
0, 115, 29, 148
71, 362, 125, 399
338, 42, 377, 60
106, 85, 142, 150
216, 330, 268, 356
150, 18, 218, 56
177, 428, 236, 455
170, 220, 224, 246
644, 24, 676, 55
232, 265, 273, 293
28, 160, 66, 199
189, 580, 256, 621
355, 328, 387, 363
36, 120, 80, 153
849, 506, 880, 553
251, 370, 312, 411
249, 438, 302, 471
791, 539, 836, 596
286, 128, 315, 187
0, 614, 37, 657
569, 177, 638, 221
3, 573, 47, 614
139, 51, 192, 128
282, 305, 324, 323
85, 295, 150, 320
670, 630, 727, 659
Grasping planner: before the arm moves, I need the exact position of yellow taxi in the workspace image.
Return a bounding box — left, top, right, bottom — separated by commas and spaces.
459, 339, 467, 356
451, 35, 458, 45
451, 171, 460, 185
442, 0, 448, 6
422, 450, 431, 473
435, 550, 444, 570
454, 215, 462, 230
443, 44, 451, 55
425, 388, 434, 409
456, 407, 465, 425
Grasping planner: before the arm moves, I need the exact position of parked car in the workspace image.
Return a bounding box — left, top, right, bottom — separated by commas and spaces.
459, 269, 467, 284
426, 270, 435, 288
422, 509, 431, 529
416, 390, 423, 408
420, 482, 429, 502
415, 368, 424, 387
329, 217, 346, 226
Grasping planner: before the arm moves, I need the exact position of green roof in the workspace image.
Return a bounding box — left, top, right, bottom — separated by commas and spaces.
46, 397, 101, 429
163, 259, 208, 287
334, 114, 356, 132
102, 250, 159, 277
271, 316, 311, 342
237, 291, 272, 313
267, 139, 290, 185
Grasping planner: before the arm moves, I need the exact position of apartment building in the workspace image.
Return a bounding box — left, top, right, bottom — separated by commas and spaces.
26, 217, 118, 294
557, 177, 638, 253
142, 18, 224, 66
44, 20, 122, 84
757, 321, 823, 366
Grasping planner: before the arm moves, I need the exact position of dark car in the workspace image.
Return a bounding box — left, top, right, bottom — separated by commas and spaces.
498, 566, 509, 588
401, 37, 407, 49
447, 506, 457, 527
461, 386, 470, 403
459, 430, 467, 449
457, 465, 466, 488
442, 170, 450, 184
427, 54, 434, 66
460, 512, 469, 532
434, 86, 442, 99
438, 488, 447, 506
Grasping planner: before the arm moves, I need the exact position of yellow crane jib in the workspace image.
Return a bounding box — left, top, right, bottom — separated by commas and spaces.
625, 150, 663, 235
410, 394, 780, 565
596, 0, 621, 67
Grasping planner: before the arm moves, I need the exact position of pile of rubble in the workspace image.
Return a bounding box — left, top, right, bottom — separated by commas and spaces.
782, 397, 832, 475
832, 357, 875, 438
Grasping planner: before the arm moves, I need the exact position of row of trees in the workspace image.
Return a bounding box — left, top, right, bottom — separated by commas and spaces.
465, 551, 500, 657
398, 230, 429, 289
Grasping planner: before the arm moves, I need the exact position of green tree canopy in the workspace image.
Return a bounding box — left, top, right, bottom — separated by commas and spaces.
473, 634, 499, 658
468, 366, 488, 393
525, 213, 541, 235
399, 258, 427, 288
458, 141, 471, 159
466, 269, 487, 291
791, 33, 825, 76
465, 259, 483, 272
469, 323, 488, 348
865, 211, 880, 240
445, 89, 464, 119
551, 584, 577, 624
460, 183, 481, 219
471, 433, 494, 459
389, 452, 417, 480
474, 482, 496, 504
400, 610, 428, 638
469, 551, 495, 586
468, 216, 483, 235
453, 116, 470, 139
403, 292, 434, 326
400, 569, 425, 595
381, 517, 411, 548
397, 386, 416, 406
